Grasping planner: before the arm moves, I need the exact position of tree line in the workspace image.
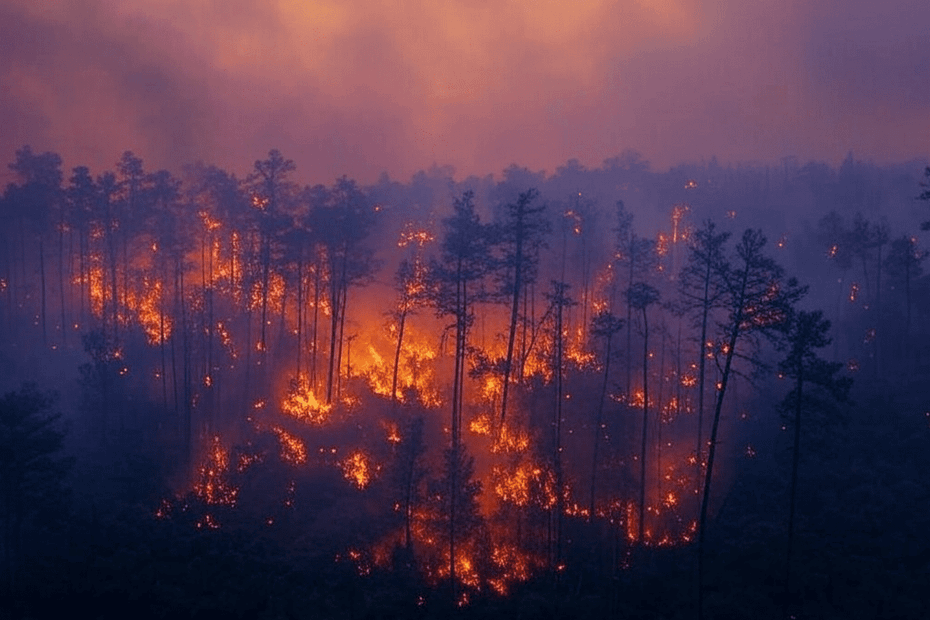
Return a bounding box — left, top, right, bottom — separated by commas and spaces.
2, 146, 929, 618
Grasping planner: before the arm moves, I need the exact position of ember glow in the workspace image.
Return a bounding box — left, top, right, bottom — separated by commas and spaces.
282, 378, 332, 424
1, 32, 919, 610
341, 451, 372, 489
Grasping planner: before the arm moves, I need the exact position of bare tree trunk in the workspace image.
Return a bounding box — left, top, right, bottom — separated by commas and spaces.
39, 238, 47, 345
554, 288, 565, 568
698, 269, 747, 620
696, 262, 711, 466
312, 262, 321, 391
336, 280, 348, 400
638, 305, 649, 544
391, 305, 407, 405
589, 332, 613, 520
58, 223, 67, 345
783, 365, 803, 616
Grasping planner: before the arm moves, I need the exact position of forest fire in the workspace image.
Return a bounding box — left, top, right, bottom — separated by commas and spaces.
273, 426, 308, 465
341, 451, 373, 489
2, 141, 897, 619
194, 436, 238, 507
281, 378, 332, 423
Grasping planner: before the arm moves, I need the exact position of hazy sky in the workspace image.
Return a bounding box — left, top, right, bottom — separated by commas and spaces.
1, 0, 927, 183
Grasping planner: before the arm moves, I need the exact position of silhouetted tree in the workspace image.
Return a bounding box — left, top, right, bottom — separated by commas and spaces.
4, 146, 63, 345
245, 149, 297, 356
497, 188, 547, 425
625, 281, 660, 543
0, 383, 72, 591
918, 166, 930, 231
613, 201, 657, 398
312, 177, 378, 403
429, 189, 494, 593
884, 235, 926, 367
390, 416, 428, 551
66, 166, 97, 329
390, 258, 428, 405
431, 443, 483, 603
697, 229, 806, 620
678, 220, 730, 465
588, 310, 624, 520
545, 279, 575, 567
777, 310, 851, 617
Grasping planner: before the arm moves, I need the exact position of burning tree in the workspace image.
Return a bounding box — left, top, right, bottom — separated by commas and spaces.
388, 416, 428, 553
429, 189, 495, 597
496, 188, 548, 425
389, 257, 429, 406
244, 149, 297, 357
430, 442, 485, 600
311, 177, 379, 403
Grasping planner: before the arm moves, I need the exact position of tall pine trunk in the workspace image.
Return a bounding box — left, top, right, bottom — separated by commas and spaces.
638, 305, 649, 543
589, 330, 613, 520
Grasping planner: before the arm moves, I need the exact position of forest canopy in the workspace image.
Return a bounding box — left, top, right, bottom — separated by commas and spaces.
1, 146, 928, 619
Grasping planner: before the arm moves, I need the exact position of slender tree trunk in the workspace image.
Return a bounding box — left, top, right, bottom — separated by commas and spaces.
698, 270, 747, 620
336, 280, 348, 400
657, 326, 667, 500
180, 266, 192, 469
326, 249, 344, 403
39, 238, 47, 345
259, 232, 270, 353
207, 232, 214, 392
554, 290, 565, 568
160, 263, 168, 410
296, 256, 303, 376
391, 304, 408, 405
449, 265, 466, 601
638, 305, 649, 544
79, 227, 86, 327
121, 231, 129, 335
58, 222, 67, 344
784, 366, 803, 616
108, 222, 119, 339
697, 261, 711, 465
312, 262, 321, 391
501, 206, 525, 425
520, 278, 529, 381
904, 260, 912, 373
874, 244, 882, 379
590, 332, 613, 520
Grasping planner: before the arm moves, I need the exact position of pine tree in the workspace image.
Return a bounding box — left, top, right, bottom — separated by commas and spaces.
678, 220, 730, 465
497, 188, 548, 425
429, 190, 494, 595
697, 228, 806, 620
0, 383, 72, 591
777, 310, 851, 617
588, 310, 624, 520
625, 282, 660, 543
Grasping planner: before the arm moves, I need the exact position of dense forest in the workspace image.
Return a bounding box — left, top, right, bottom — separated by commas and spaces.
1, 146, 929, 619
